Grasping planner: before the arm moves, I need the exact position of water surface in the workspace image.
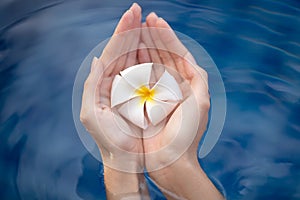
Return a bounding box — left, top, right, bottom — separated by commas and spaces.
1, 0, 300, 199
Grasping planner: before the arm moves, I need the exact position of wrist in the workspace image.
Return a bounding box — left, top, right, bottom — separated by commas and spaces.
97, 142, 145, 173
149, 153, 199, 183
104, 166, 143, 197
148, 155, 224, 200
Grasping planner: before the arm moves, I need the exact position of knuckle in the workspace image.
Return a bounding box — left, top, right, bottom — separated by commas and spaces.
201, 95, 211, 111
80, 109, 90, 125
83, 79, 90, 89
79, 114, 86, 124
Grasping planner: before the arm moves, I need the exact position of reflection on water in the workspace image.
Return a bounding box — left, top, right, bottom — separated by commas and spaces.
0, 0, 299, 199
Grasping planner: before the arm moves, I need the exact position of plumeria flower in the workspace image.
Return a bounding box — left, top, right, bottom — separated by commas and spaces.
111, 63, 183, 129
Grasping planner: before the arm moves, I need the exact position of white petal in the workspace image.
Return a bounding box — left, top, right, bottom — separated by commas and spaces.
152, 70, 183, 101
120, 63, 153, 88
111, 75, 137, 107
146, 99, 178, 126
118, 97, 147, 129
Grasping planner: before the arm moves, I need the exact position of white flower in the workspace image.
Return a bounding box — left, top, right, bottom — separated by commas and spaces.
111, 63, 183, 129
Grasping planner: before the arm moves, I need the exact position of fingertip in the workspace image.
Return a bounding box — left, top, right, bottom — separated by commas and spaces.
130, 3, 142, 28
139, 42, 146, 48
91, 57, 98, 71
146, 12, 158, 26
130, 2, 137, 9
130, 2, 142, 14
92, 56, 98, 64
149, 12, 158, 18
115, 10, 134, 33
130, 2, 137, 8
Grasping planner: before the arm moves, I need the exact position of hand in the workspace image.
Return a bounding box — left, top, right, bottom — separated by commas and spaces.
138, 13, 223, 200
80, 2, 143, 172
80, 3, 149, 199
80, 3, 223, 199
139, 12, 209, 173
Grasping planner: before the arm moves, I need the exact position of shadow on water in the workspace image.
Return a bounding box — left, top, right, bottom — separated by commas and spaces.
0, 0, 300, 199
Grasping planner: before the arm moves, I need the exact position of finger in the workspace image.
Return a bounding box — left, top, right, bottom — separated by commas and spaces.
154, 17, 186, 77
114, 6, 135, 34
90, 56, 98, 72
125, 50, 138, 69
130, 3, 142, 32
193, 63, 209, 90
101, 8, 134, 76
146, 13, 176, 70
111, 3, 142, 75
141, 23, 162, 64
141, 22, 164, 81
99, 77, 113, 107
124, 3, 142, 69
82, 57, 98, 107
155, 17, 199, 80
155, 17, 196, 65
82, 58, 104, 111
138, 42, 151, 63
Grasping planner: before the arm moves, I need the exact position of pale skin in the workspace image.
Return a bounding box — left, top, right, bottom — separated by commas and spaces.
80, 3, 224, 200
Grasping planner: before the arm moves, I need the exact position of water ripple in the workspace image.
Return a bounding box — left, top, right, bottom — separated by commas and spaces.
250, 6, 299, 19
239, 36, 300, 60
1, 0, 300, 199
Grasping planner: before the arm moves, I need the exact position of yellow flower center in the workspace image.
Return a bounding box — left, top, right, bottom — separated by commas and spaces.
135, 86, 155, 104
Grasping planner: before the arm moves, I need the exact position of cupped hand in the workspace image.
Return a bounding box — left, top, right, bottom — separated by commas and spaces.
80, 3, 144, 172
138, 13, 210, 172
80, 5, 222, 198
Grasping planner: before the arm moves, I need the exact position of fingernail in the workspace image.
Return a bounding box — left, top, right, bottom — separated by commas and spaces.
156, 17, 162, 26
130, 3, 142, 15
151, 12, 158, 18
92, 57, 98, 64
91, 57, 98, 71
139, 42, 146, 48
130, 2, 137, 10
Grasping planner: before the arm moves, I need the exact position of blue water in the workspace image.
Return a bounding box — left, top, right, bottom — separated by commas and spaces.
1, 0, 300, 199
